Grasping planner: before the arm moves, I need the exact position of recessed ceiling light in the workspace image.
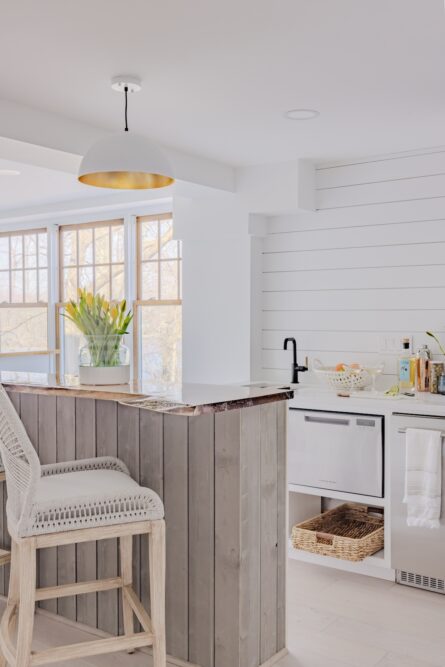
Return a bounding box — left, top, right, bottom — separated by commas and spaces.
0, 169, 20, 176
284, 109, 320, 121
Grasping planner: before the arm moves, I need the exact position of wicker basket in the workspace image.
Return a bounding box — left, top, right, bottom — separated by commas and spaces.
291, 503, 384, 562
312, 359, 371, 391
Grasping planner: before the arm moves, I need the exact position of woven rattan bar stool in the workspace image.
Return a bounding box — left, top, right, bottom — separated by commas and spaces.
0, 386, 166, 667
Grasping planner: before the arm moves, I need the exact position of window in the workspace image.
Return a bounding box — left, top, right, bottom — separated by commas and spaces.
59, 220, 125, 301
0, 229, 48, 353
58, 220, 125, 373
136, 214, 182, 388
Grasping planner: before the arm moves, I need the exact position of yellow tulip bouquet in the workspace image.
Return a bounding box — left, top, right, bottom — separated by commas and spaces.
64, 289, 133, 368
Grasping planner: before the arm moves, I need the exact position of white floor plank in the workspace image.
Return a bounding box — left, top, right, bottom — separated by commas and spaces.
0, 559, 444, 667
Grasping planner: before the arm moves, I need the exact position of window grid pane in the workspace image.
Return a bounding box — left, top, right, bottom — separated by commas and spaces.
0, 229, 48, 306
60, 221, 125, 302
138, 216, 181, 302
0, 228, 48, 354
137, 214, 182, 386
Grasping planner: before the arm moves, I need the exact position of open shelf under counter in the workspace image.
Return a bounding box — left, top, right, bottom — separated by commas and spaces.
288, 482, 386, 508
288, 542, 394, 581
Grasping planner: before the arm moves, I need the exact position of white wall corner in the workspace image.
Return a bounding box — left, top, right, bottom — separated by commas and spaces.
236, 159, 315, 214
296, 158, 316, 211
248, 214, 268, 237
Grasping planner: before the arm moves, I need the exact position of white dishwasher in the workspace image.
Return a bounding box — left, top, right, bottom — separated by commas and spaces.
288, 409, 384, 498
391, 413, 445, 592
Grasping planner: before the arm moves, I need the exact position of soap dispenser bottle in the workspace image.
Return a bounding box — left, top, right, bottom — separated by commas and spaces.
399, 338, 415, 391
415, 344, 431, 392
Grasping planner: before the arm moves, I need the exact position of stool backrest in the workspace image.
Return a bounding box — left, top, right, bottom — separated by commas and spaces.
0, 385, 41, 532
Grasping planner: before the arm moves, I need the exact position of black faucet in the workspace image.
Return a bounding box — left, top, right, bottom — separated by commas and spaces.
283, 337, 308, 384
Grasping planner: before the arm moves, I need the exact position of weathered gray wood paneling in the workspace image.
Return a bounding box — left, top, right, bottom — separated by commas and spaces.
188, 413, 215, 667
38, 395, 58, 613
139, 409, 164, 622
96, 399, 119, 636
0, 390, 288, 667
260, 403, 279, 663
276, 400, 287, 652
164, 413, 188, 662
117, 403, 141, 633
56, 396, 76, 621
240, 406, 261, 667
75, 398, 97, 627
215, 409, 241, 667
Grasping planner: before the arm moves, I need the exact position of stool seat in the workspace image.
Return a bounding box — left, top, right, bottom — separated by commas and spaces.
14, 457, 164, 538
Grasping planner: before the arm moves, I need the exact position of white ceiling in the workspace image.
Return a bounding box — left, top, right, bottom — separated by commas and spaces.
1, 0, 445, 167
0, 158, 111, 212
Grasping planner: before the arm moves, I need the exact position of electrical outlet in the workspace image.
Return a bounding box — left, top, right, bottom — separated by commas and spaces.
377, 335, 387, 353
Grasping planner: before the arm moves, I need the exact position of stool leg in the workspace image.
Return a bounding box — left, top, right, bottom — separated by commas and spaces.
0, 540, 20, 667
8, 539, 20, 642
15, 539, 36, 667
149, 520, 166, 667
120, 535, 134, 646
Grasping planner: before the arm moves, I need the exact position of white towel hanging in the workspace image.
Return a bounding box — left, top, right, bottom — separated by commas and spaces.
403, 428, 442, 529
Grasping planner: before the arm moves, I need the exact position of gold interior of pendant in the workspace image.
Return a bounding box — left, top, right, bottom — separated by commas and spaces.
78, 171, 175, 189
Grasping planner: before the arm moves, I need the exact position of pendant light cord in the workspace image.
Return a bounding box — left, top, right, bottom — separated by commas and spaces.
124, 86, 129, 132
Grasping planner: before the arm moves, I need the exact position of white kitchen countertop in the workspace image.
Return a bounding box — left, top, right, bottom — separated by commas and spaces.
284, 384, 445, 417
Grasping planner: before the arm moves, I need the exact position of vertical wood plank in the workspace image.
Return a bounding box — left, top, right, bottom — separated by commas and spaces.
240, 406, 261, 667
19, 390, 38, 594
16, 392, 38, 598
75, 397, 97, 628
260, 403, 278, 663
164, 413, 188, 661
56, 396, 76, 622
188, 413, 215, 667
96, 400, 119, 636
215, 409, 241, 667
2, 392, 21, 596
20, 393, 38, 447
117, 403, 140, 633
38, 395, 57, 613
139, 409, 164, 622
276, 401, 287, 652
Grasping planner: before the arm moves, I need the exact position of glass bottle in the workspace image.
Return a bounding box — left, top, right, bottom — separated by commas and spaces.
415, 344, 431, 392
399, 338, 415, 391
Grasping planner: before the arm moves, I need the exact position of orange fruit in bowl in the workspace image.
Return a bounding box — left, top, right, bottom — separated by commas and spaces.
350, 362, 361, 370
335, 363, 345, 372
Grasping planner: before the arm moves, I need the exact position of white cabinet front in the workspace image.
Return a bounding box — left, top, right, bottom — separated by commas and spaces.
288, 409, 384, 498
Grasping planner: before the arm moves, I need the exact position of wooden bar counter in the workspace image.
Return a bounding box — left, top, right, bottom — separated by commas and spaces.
0, 373, 292, 667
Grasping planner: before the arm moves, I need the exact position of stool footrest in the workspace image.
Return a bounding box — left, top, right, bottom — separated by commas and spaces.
35, 576, 123, 602
31, 632, 154, 665
0, 549, 10, 567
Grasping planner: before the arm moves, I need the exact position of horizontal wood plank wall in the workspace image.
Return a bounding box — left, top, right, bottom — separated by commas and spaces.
1, 393, 287, 667
260, 150, 445, 385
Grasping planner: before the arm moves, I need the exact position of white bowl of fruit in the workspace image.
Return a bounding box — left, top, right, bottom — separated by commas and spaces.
312, 359, 371, 390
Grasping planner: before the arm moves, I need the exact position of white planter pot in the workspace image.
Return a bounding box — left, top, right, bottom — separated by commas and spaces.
78, 364, 130, 386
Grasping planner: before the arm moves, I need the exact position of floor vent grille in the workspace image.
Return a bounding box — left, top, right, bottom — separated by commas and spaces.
397, 570, 445, 594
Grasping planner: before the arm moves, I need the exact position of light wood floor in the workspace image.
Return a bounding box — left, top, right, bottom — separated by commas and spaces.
1, 558, 444, 667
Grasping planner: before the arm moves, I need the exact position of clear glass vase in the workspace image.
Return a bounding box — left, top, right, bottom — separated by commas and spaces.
78, 334, 130, 385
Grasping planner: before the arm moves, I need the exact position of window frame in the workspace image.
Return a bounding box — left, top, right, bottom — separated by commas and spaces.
56, 218, 126, 376
58, 218, 125, 304
134, 213, 181, 380
0, 227, 50, 356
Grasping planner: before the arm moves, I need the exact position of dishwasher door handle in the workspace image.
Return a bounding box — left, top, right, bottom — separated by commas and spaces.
304, 415, 350, 426
398, 427, 445, 437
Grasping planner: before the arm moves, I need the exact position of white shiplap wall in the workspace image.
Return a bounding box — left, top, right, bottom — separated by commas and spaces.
260, 150, 445, 387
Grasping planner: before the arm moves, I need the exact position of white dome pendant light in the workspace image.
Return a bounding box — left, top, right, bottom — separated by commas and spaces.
78, 76, 174, 189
